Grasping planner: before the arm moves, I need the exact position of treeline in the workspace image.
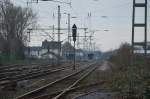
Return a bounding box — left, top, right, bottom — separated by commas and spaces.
109, 43, 131, 70
0, 0, 36, 61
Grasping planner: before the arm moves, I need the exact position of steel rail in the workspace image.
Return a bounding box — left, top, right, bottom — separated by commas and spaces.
14, 62, 97, 99
32, 81, 105, 99
0, 63, 60, 81
0, 67, 68, 86
53, 64, 99, 99
0, 61, 85, 86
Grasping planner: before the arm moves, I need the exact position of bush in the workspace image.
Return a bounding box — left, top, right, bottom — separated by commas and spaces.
0, 53, 22, 65
107, 43, 150, 93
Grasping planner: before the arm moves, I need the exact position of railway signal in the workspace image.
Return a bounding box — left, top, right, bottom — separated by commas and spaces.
72, 24, 77, 70
72, 24, 77, 42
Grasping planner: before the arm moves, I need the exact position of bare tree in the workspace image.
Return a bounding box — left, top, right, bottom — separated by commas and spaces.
0, 0, 36, 59
109, 43, 131, 71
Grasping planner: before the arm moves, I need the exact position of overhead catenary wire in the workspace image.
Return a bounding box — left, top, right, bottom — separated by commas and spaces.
13, 0, 150, 51
93, 1, 132, 13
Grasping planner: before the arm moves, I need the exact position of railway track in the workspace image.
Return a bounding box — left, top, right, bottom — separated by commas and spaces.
0, 61, 92, 99
0, 63, 52, 80
0, 63, 50, 72
0, 64, 64, 80
0, 66, 54, 86
0, 64, 80, 88
0, 61, 75, 82
0, 61, 88, 83
0, 61, 85, 79
14, 61, 100, 99
0, 63, 51, 73
0, 67, 65, 86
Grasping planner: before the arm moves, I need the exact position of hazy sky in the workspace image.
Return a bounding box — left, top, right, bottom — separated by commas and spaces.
13, 0, 150, 52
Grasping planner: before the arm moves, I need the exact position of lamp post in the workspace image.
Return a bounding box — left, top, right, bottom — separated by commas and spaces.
63, 13, 71, 43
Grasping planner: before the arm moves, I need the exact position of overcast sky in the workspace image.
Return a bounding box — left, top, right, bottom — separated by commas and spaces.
13, 0, 150, 52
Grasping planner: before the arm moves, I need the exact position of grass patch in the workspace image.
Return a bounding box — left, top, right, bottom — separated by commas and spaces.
0, 53, 24, 65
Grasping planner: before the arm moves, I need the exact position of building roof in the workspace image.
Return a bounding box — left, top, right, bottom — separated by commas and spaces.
62, 42, 74, 52
42, 40, 61, 49
25, 46, 42, 51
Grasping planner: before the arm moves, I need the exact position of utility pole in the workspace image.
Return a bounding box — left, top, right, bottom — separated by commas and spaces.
84, 28, 87, 50
52, 25, 55, 65
89, 35, 92, 52
27, 31, 30, 56
88, 12, 92, 31
130, 0, 148, 96
57, 5, 61, 64
52, 25, 55, 41
77, 32, 80, 48
68, 14, 71, 43
58, 5, 61, 42
84, 28, 87, 60
132, 0, 147, 55
145, 0, 147, 55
